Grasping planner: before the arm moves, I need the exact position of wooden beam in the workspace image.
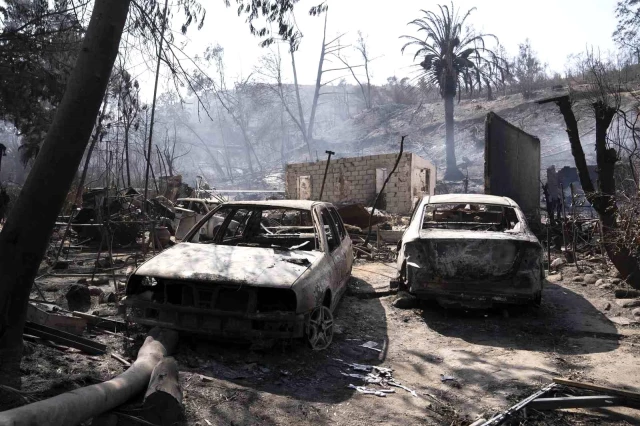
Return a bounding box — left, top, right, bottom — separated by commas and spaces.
528, 395, 629, 410
72, 311, 126, 331
553, 377, 640, 401
24, 322, 106, 355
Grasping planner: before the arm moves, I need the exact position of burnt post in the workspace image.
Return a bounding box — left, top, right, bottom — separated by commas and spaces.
570, 182, 580, 271
560, 183, 570, 262
0, 143, 6, 175
364, 135, 406, 246
546, 217, 551, 273
318, 150, 335, 201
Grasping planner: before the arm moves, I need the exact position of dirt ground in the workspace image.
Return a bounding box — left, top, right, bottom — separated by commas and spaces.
4, 252, 640, 425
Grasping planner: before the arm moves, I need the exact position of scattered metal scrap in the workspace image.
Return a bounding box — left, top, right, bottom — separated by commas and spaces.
337, 203, 389, 230
480, 378, 640, 425
348, 384, 395, 397
27, 302, 87, 335
338, 361, 417, 398
360, 340, 382, 352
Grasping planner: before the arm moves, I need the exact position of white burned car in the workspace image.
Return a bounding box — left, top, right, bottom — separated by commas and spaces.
124, 200, 353, 349
173, 198, 222, 240
395, 194, 544, 308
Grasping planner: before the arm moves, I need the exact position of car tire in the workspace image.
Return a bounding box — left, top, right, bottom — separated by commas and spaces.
305, 305, 334, 350
532, 291, 542, 307
398, 261, 409, 292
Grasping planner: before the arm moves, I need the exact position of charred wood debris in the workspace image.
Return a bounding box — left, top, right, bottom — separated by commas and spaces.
541, 178, 615, 272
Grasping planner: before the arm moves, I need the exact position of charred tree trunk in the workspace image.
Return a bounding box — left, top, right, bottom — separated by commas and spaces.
443, 89, 464, 181
238, 123, 261, 174
143, 357, 183, 426
0, 0, 131, 386
124, 121, 131, 187
0, 328, 178, 425
484, 77, 493, 101
280, 104, 288, 167
75, 97, 110, 206
307, 13, 327, 143
143, 0, 169, 207
592, 101, 640, 287
594, 101, 618, 200
290, 46, 311, 159
181, 120, 228, 180
551, 96, 640, 288
365, 60, 372, 110
556, 98, 595, 193
215, 105, 234, 183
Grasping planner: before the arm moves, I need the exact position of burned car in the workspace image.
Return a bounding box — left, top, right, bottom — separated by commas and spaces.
173, 198, 222, 240
394, 194, 544, 307
123, 200, 352, 349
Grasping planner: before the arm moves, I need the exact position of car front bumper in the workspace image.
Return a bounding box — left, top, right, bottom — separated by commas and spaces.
122, 297, 306, 339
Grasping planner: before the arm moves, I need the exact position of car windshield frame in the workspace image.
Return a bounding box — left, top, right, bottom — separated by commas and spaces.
183, 203, 324, 252
420, 202, 522, 232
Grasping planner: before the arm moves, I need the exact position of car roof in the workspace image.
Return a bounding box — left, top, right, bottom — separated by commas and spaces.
424, 193, 517, 207
221, 200, 332, 210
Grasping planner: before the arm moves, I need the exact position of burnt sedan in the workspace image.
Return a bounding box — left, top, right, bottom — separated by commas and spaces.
123, 200, 352, 349
394, 194, 544, 308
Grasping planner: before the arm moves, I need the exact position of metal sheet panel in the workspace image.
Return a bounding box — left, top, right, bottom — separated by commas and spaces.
485, 112, 541, 223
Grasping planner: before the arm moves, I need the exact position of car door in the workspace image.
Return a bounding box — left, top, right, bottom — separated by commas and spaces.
318, 207, 344, 309
329, 206, 352, 280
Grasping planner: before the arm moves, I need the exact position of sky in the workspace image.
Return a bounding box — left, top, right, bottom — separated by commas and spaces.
137, 0, 619, 99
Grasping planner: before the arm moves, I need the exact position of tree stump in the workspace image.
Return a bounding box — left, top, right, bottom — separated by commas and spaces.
143, 357, 182, 425
66, 284, 91, 312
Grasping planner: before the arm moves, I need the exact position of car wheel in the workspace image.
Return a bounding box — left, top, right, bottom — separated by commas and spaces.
532, 291, 542, 306
306, 306, 334, 350
399, 261, 409, 291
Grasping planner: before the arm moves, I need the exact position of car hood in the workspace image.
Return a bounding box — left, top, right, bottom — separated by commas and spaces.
134, 243, 322, 288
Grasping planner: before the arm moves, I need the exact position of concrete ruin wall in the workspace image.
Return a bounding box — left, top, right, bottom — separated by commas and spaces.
285, 152, 436, 215
484, 112, 541, 221
410, 153, 437, 208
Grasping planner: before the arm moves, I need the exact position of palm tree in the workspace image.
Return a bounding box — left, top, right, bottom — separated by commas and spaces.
401, 3, 506, 181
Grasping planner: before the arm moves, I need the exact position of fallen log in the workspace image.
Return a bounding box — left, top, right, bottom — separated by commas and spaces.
614, 289, 640, 299
143, 357, 182, 426
0, 327, 178, 426
553, 377, 640, 402
90, 413, 118, 426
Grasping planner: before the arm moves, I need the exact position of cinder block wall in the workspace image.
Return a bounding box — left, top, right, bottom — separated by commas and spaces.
410, 153, 437, 211
285, 153, 436, 215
